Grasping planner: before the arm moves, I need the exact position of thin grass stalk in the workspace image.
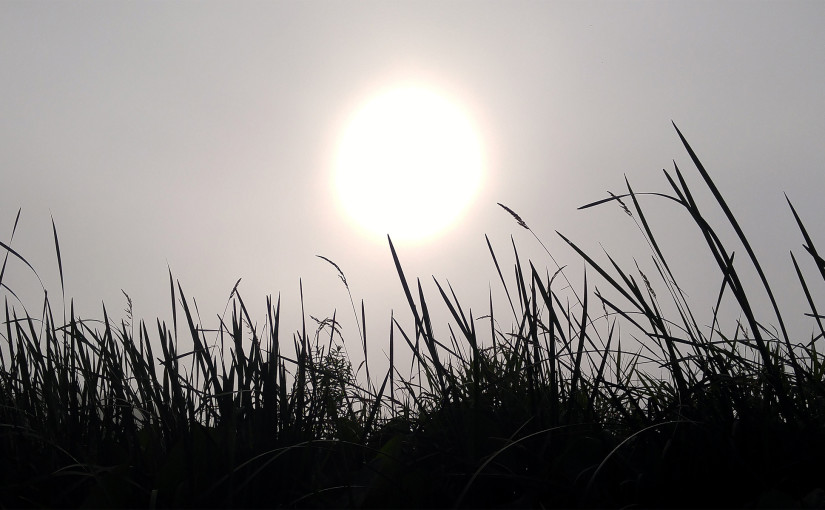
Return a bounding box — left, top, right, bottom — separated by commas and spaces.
486, 235, 519, 323
791, 252, 825, 347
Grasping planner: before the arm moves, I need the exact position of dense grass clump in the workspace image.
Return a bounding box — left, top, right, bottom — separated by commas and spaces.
2, 125, 825, 508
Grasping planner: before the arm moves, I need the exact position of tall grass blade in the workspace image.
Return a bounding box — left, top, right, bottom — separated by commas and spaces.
0, 208, 22, 294
50, 215, 65, 304
673, 122, 797, 365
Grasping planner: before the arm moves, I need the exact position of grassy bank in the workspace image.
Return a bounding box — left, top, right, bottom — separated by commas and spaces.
2, 125, 825, 508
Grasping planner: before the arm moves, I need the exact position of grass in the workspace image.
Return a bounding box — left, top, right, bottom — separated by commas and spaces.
2, 124, 825, 508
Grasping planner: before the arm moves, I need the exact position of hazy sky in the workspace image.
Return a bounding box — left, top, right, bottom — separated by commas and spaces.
2, 1, 824, 370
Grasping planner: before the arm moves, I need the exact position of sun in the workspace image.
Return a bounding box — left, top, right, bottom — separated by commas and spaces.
334, 86, 484, 243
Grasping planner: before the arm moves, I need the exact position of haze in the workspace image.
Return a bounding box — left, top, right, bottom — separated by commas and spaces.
1, 1, 824, 373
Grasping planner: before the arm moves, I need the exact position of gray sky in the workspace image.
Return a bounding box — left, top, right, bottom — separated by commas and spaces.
2, 1, 824, 372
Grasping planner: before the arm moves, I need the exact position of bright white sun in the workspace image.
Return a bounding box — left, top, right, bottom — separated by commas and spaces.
334, 86, 484, 243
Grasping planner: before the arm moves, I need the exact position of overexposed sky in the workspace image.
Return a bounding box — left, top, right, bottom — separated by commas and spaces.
2, 1, 824, 372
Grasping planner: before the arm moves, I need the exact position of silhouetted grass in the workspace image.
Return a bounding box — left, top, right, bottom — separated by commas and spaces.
2, 125, 825, 508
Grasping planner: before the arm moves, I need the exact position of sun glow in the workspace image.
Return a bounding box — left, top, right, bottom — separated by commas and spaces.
334, 86, 484, 243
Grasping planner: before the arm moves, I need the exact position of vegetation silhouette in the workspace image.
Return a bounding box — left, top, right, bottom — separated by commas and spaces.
2, 125, 825, 508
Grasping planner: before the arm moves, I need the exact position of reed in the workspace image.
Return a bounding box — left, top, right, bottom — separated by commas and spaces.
1, 125, 824, 508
